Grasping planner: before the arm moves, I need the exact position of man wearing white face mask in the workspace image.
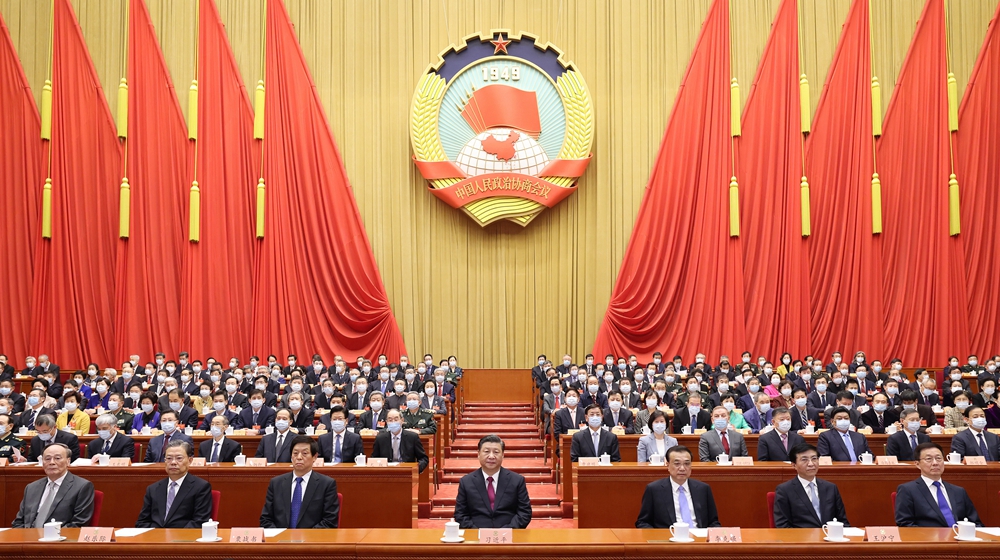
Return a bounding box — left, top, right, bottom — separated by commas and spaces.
570, 404, 621, 462
144, 411, 193, 463
198, 415, 242, 463
885, 408, 931, 461
86, 413, 135, 459
255, 409, 295, 463
319, 406, 363, 464
817, 407, 871, 462
757, 408, 804, 461
235, 389, 276, 434
372, 409, 429, 472
698, 406, 748, 462
580, 375, 609, 410
402, 392, 437, 435
950, 406, 1000, 461
198, 392, 239, 431
743, 392, 773, 434
602, 391, 635, 434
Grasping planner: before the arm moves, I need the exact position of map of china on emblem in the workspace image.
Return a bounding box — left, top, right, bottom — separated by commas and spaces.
410, 30, 594, 226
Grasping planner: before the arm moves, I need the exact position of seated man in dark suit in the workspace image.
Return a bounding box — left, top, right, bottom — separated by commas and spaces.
135, 440, 213, 528
27, 414, 80, 462
355, 392, 387, 433
255, 409, 295, 463
789, 388, 822, 432
12, 443, 93, 527
144, 411, 195, 463
162, 389, 198, 430
318, 393, 357, 432
318, 406, 363, 464
0, 380, 26, 414
286, 393, 315, 432
951, 406, 1000, 461
635, 445, 720, 528
454, 435, 532, 529
672, 393, 711, 434
896, 390, 938, 431
774, 443, 849, 528
571, 404, 621, 462
860, 392, 900, 434
886, 408, 931, 461
371, 409, 429, 473
235, 389, 276, 434
553, 389, 587, 435
199, 415, 242, 463
579, 376, 609, 410
816, 407, 871, 462
198, 391, 239, 431
603, 391, 635, 434
86, 413, 136, 459
895, 442, 982, 526
259, 435, 340, 528
758, 408, 805, 461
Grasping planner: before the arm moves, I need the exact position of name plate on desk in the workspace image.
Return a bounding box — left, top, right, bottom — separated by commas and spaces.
80, 527, 114, 542
707, 527, 742, 543
108, 458, 131, 467
359, 429, 377, 436
367, 458, 388, 467
818, 457, 833, 466
0, 458, 7, 467
578, 457, 599, 466
190, 458, 206, 467
230, 527, 264, 543
732, 457, 753, 466
866, 526, 901, 542
876, 456, 898, 465
479, 528, 512, 544
245, 458, 268, 467
313, 457, 325, 467
611, 427, 625, 436
964, 456, 987, 465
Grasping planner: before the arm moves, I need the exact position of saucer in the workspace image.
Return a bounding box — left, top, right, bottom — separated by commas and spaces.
823, 536, 850, 542
195, 537, 223, 542
38, 536, 67, 542
668, 536, 695, 543
955, 535, 982, 542
440, 536, 465, 543
716, 462, 732, 466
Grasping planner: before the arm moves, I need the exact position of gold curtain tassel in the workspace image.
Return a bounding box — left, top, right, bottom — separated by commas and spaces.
117, 78, 128, 138
256, 177, 266, 238
119, 177, 130, 238
730, 78, 741, 137
254, 80, 265, 140
189, 180, 201, 242
41, 80, 53, 140
871, 76, 882, 137
947, 72, 958, 132
799, 74, 811, 133
800, 175, 811, 237
871, 172, 883, 234
42, 177, 53, 238
729, 176, 740, 237
949, 173, 960, 235
188, 80, 199, 140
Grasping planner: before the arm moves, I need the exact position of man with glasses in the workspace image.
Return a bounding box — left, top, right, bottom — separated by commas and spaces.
895, 442, 982, 526
135, 441, 213, 528
773, 443, 849, 528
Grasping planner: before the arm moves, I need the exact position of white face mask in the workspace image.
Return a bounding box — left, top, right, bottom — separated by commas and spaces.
370, 401, 383, 412
609, 400, 622, 411
289, 400, 302, 411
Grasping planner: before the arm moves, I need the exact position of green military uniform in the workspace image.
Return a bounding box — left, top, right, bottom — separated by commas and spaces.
961, 364, 985, 376
444, 370, 460, 384
0, 432, 25, 461
402, 408, 437, 435
675, 390, 710, 408
113, 408, 135, 432
659, 381, 684, 396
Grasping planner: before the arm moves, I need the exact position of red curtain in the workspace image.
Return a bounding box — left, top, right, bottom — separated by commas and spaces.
113, 0, 189, 364
804, 0, 884, 361
877, 0, 968, 364
178, 0, 257, 362
29, 0, 121, 367
250, 0, 406, 362
737, 0, 810, 359
593, 0, 746, 362
0, 13, 42, 364
956, 1, 1000, 353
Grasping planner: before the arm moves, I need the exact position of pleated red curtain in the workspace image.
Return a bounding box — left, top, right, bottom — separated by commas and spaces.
877, 0, 968, 364
956, 1, 1000, 353
250, 0, 407, 362
737, 0, 810, 359
29, 0, 121, 367
593, 0, 746, 361
113, 0, 189, 363
804, 0, 884, 361
0, 13, 42, 362
178, 0, 257, 362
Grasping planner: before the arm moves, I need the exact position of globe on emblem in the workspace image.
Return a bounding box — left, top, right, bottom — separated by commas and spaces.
455, 128, 549, 177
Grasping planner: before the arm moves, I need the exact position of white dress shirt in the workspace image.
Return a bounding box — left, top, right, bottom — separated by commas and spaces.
168, 473, 188, 499
669, 478, 697, 526
37, 472, 69, 518
481, 469, 499, 494
291, 470, 312, 504
921, 475, 953, 509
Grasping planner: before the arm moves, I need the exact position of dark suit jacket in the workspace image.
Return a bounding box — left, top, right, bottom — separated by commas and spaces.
288, 408, 316, 431
318, 430, 364, 463
12, 472, 94, 528
860, 408, 900, 434
197, 409, 239, 431
816, 429, 871, 462
28, 431, 80, 462
806, 391, 834, 411
454, 467, 532, 529
895, 478, 982, 526
371, 429, 428, 473
199, 437, 243, 462
144, 432, 194, 463
86, 433, 136, 459
255, 431, 295, 463
773, 477, 849, 528
347, 391, 371, 411
951, 428, 1000, 460
894, 404, 938, 430
570, 428, 621, 462
553, 407, 586, 434
16, 406, 54, 430
672, 407, 711, 433
757, 430, 805, 462
603, 408, 635, 434
885, 430, 931, 461
235, 406, 276, 433
355, 409, 388, 433
635, 478, 720, 528
579, 390, 608, 410
789, 406, 823, 431
135, 474, 213, 528
259, 471, 340, 528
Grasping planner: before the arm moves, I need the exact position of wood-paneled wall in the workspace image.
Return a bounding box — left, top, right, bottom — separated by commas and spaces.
1, 0, 996, 368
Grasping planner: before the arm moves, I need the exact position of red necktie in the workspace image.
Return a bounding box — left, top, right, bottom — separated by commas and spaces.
486, 476, 496, 510
555, 395, 560, 407
721, 431, 730, 454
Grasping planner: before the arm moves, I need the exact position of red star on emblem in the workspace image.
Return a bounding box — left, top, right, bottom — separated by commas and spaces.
491, 34, 511, 55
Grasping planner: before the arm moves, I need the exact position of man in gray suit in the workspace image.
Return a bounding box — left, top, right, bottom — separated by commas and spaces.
698, 406, 748, 462
13, 443, 94, 527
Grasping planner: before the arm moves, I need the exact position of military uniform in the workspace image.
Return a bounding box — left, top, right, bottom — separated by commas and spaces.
0, 432, 25, 461
113, 408, 135, 432
675, 390, 710, 408
961, 364, 986, 376
402, 408, 437, 434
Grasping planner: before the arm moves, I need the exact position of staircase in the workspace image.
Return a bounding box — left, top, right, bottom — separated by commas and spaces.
431, 402, 564, 519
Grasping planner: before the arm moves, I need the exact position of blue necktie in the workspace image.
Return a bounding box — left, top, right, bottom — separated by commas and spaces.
334, 434, 342, 463
933, 481, 956, 526
690, 412, 697, 431
677, 485, 692, 525
842, 432, 857, 462
910, 434, 917, 450
978, 433, 992, 461
808, 482, 821, 521
290, 477, 303, 528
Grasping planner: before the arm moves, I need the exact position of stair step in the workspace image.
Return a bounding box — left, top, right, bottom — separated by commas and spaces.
456, 429, 539, 438
461, 415, 536, 422
429, 505, 565, 518
450, 449, 544, 458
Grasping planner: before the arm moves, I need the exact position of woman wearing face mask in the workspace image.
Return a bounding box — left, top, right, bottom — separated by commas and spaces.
978, 360, 999, 388
55, 391, 90, 435
770, 380, 795, 410
720, 394, 750, 431
191, 382, 215, 414
776, 353, 794, 377
130, 392, 160, 434
636, 410, 678, 463
944, 391, 972, 430
762, 369, 782, 399
420, 380, 447, 415
634, 390, 663, 434
973, 379, 998, 410
847, 351, 868, 373
446, 356, 463, 380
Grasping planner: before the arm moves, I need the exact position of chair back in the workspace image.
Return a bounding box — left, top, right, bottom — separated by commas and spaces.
766, 491, 776, 528
337, 492, 343, 527
891, 491, 897, 511
89, 490, 104, 525
211, 490, 221, 520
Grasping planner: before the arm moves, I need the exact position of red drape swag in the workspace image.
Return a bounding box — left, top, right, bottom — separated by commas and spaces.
593, 0, 746, 362
804, 0, 884, 361
179, 0, 257, 362
737, 0, 810, 359
877, 0, 968, 364
30, 0, 121, 367
250, 0, 407, 362
113, 0, 189, 364
0, 13, 42, 364
956, 1, 1000, 354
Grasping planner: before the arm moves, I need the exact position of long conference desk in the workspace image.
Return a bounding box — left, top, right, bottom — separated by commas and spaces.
0, 528, 995, 559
